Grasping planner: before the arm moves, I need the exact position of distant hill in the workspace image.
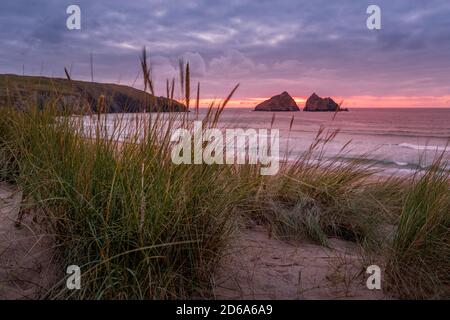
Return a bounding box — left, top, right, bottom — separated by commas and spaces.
0, 74, 187, 113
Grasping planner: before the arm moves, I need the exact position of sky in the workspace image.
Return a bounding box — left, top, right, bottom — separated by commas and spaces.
1, 0, 450, 108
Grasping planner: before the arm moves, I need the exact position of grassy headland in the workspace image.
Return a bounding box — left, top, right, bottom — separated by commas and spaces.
0, 74, 186, 114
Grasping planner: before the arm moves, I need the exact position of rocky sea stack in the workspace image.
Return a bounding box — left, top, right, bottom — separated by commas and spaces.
303, 93, 348, 112
0, 74, 187, 114
254, 91, 300, 112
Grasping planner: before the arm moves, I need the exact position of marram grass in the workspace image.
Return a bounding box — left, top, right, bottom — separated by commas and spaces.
0, 56, 448, 299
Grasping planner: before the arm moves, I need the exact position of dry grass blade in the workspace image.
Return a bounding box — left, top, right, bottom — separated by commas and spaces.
185, 62, 190, 110
64, 68, 72, 81
179, 58, 185, 97
196, 82, 200, 117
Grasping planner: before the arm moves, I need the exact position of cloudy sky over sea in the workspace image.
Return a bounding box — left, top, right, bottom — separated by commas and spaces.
1, 0, 450, 107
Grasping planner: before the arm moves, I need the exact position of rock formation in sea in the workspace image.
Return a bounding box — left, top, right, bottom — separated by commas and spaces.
254, 91, 300, 112
303, 93, 347, 112
0, 74, 187, 113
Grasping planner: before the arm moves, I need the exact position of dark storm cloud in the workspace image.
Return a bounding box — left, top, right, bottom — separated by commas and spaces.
0, 0, 449, 101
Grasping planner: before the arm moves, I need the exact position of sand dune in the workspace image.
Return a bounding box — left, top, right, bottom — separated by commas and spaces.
0, 182, 59, 299
1, 182, 386, 300
214, 226, 386, 300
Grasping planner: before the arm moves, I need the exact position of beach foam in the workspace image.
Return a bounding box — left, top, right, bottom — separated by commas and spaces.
398, 143, 447, 152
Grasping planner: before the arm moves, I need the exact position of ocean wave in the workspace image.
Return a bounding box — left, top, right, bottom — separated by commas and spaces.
398, 143, 448, 152
394, 161, 409, 166
287, 127, 450, 139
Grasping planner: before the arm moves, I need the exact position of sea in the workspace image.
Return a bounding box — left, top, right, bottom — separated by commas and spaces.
214, 107, 450, 176
88, 108, 450, 177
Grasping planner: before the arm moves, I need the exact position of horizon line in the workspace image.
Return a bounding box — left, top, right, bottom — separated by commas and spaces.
3, 73, 450, 109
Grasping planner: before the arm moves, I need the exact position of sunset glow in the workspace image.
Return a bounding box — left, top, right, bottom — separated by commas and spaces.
197, 96, 450, 108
